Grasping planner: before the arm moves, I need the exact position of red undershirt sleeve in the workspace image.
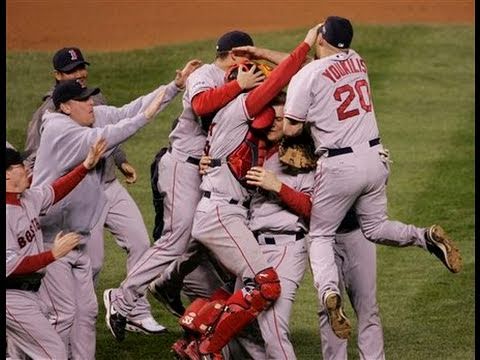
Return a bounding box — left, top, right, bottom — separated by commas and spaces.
278, 183, 312, 219
191, 80, 243, 117
51, 163, 89, 204
245, 42, 311, 118
10, 251, 55, 275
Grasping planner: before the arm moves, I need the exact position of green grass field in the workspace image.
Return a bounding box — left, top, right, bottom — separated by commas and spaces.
6, 24, 474, 359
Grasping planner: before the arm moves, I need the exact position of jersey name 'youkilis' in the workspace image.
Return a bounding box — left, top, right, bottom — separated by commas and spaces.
322, 58, 367, 83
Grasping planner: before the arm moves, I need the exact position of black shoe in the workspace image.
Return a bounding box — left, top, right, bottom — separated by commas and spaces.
103, 288, 127, 341
425, 225, 463, 273
148, 281, 185, 318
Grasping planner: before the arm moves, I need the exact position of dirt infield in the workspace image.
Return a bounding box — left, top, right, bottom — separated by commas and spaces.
7, 0, 474, 52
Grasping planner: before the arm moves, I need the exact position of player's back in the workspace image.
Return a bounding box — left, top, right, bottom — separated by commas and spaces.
287, 49, 379, 151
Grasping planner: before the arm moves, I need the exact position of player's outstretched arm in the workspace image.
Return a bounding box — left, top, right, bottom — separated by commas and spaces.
232, 46, 289, 65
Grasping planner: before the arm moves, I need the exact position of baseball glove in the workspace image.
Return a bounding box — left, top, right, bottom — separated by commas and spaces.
278, 130, 317, 172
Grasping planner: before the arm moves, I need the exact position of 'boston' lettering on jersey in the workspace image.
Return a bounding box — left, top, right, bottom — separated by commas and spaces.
322, 58, 367, 83
17, 218, 41, 248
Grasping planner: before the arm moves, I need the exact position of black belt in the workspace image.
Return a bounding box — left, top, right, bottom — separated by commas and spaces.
210, 158, 223, 168
203, 191, 250, 208
6, 273, 44, 292
327, 138, 380, 157
168, 147, 200, 166
253, 230, 306, 245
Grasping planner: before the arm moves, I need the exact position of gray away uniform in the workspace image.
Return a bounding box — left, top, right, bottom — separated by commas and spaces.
249, 151, 312, 360
24, 87, 158, 323
31, 82, 179, 360
285, 49, 426, 354
6, 187, 67, 360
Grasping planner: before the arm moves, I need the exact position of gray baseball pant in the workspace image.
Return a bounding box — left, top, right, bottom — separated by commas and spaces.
88, 178, 152, 321
319, 228, 385, 360
38, 247, 97, 360
309, 144, 427, 302
6, 290, 67, 360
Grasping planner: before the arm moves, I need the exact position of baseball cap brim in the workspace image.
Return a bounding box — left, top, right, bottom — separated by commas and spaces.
72, 86, 100, 101
58, 60, 90, 72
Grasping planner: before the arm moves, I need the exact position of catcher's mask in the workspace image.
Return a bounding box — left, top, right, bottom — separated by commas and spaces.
225, 61, 273, 83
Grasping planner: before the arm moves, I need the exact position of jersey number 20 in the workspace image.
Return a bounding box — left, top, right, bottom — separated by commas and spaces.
334, 79, 372, 121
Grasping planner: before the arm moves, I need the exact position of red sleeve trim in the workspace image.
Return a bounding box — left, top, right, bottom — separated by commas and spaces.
11, 251, 55, 275
245, 42, 310, 118
52, 164, 88, 204
278, 183, 311, 219
191, 80, 243, 117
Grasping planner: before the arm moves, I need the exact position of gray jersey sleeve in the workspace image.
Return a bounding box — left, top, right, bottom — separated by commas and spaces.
95, 81, 180, 125
38, 111, 149, 175
284, 63, 316, 122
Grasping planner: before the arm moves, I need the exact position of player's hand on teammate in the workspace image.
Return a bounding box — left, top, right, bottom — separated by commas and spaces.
199, 155, 212, 175
144, 88, 167, 120
246, 166, 282, 193
237, 64, 265, 90
120, 162, 137, 184
304, 23, 323, 47
175, 59, 203, 89
83, 137, 108, 169
231, 45, 263, 60
52, 231, 81, 259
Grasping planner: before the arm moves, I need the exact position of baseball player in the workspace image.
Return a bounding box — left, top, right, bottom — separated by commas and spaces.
6, 139, 106, 360
241, 102, 313, 360
103, 30, 265, 342
283, 16, 463, 339
31, 65, 194, 359
167, 26, 320, 359
23, 47, 165, 334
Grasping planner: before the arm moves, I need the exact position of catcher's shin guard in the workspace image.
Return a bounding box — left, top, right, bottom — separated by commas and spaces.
199, 267, 281, 354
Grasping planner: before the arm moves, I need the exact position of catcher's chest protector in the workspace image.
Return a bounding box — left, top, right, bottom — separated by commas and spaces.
227, 130, 267, 188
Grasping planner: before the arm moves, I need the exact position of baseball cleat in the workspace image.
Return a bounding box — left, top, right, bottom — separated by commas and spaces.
125, 315, 168, 335
426, 225, 463, 273
103, 288, 127, 342
324, 290, 351, 339
148, 281, 186, 318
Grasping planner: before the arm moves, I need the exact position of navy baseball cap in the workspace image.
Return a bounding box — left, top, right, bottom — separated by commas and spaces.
52, 79, 100, 109
319, 16, 354, 49
53, 47, 90, 72
216, 31, 254, 52
5, 148, 25, 170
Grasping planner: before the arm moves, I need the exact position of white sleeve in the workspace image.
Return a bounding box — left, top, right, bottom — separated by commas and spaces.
284, 67, 315, 122
95, 81, 181, 125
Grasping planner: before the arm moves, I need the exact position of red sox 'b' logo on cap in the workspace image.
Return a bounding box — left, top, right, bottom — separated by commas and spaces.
69, 49, 78, 61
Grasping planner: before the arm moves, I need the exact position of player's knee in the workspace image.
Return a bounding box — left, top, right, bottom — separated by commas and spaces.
254, 267, 281, 303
